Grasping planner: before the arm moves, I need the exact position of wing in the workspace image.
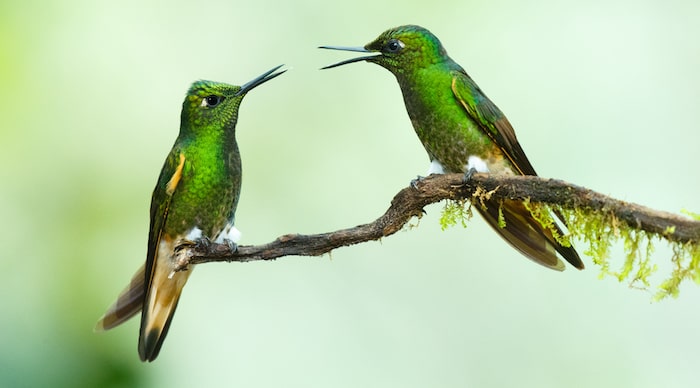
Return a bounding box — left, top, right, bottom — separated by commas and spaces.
95, 150, 186, 332
450, 70, 584, 270
137, 150, 189, 361
450, 70, 537, 176
144, 151, 185, 286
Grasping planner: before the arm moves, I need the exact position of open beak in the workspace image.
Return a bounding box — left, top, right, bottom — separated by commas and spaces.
318, 46, 381, 69
236, 64, 287, 96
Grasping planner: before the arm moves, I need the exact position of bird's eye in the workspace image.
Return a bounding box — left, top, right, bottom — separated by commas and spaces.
385, 39, 404, 53
202, 95, 223, 108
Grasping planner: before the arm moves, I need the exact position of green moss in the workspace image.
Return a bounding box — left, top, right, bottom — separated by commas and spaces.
655, 242, 700, 300
439, 198, 700, 300
522, 199, 572, 248
497, 205, 506, 229
439, 199, 472, 230
681, 209, 700, 221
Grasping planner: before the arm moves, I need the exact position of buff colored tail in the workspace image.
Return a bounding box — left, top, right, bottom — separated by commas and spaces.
137, 262, 191, 362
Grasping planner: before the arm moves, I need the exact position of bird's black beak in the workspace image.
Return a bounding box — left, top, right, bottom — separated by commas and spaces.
318, 46, 381, 69
236, 65, 287, 96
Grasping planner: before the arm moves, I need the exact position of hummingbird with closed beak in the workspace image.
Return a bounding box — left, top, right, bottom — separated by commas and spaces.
95, 65, 286, 362
320, 25, 583, 271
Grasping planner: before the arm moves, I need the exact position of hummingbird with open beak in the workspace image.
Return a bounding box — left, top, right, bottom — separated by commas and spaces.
96, 65, 286, 361
320, 26, 583, 271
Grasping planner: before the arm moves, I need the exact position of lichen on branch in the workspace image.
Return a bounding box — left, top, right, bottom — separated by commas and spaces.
174, 173, 700, 299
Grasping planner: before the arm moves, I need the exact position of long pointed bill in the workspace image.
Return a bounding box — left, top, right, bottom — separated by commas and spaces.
236, 64, 287, 96
318, 46, 381, 69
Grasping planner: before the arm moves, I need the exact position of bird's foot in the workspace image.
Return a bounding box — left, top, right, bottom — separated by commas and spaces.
410, 175, 425, 190
461, 168, 477, 185
195, 236, 212, 251
172, 237, 212, 275
222, 238, 238, 253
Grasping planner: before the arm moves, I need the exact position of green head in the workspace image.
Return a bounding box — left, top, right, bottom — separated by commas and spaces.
180, 65, 286, 134
319, 25, 448, 75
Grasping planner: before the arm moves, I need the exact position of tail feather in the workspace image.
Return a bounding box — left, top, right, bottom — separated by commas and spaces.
477, 198, 584, 271
550, 209, 583, 268
138, 261, 191, 362
95, 265, 146, 331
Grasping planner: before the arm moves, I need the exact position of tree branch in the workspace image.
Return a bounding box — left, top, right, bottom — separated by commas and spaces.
173, 173, 700, 269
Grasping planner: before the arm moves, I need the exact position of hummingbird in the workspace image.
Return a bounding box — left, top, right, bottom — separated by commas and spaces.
95, 65, 286, 362
320, 25, 584, 271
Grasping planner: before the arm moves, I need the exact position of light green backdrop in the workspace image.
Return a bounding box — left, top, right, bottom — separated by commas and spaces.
1, 0, 699, 387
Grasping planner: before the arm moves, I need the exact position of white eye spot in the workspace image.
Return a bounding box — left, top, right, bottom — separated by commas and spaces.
201, 95, 223, 108
386, 39, 405, 53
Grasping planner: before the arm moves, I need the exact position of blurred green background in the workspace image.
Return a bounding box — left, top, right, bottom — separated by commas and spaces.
1, 0, 699, 387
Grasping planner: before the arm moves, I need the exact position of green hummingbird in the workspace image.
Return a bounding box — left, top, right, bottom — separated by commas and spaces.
95, 65, 286, 362
320, 25, 583, 271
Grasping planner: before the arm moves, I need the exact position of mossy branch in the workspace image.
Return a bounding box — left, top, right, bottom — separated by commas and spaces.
173, 173, 700, 298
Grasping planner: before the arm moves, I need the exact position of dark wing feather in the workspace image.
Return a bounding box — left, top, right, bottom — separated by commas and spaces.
451, 71, 584, 270
450, 71, 537, 176
144, 151, 184, 291
95, 149, 185, 333
479, 199, 564, 270
137, 150, 187, 361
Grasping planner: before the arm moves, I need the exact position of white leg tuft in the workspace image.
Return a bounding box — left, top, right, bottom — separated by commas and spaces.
466, 156, 490, 173
427, 159, 445, 175
215, 223, 241, 244
184, 227, 203, 241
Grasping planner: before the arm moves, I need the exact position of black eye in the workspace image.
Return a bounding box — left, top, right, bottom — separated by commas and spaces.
385, 39, 403, 53
204, 95, 223, 107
